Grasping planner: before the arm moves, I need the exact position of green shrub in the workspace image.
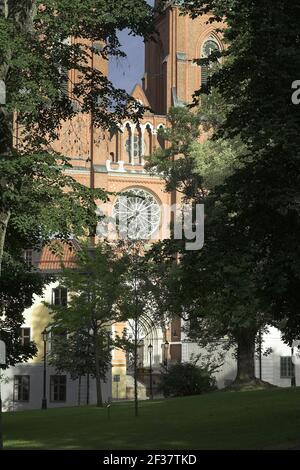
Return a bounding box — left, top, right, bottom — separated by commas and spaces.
159, 362, 217, 397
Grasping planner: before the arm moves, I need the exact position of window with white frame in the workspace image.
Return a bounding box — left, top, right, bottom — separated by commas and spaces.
20, 327, 31, 347
280, 356, 293, 378
48, 327, 68, 353
14, 375, 30, 402
50, 375, 67, 402
52, 287, 68, 306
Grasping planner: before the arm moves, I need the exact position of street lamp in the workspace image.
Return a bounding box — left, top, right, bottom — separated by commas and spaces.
148, 343, 153, 400
291, 346, 296, 387
41, 329, 48, 410
0, 340, 6, 450
164, 340, 169, 370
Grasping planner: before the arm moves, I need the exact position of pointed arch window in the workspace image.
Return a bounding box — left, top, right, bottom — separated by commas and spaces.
125, 125, 143, 164
201, 39, 221, 87
135, 126, 143, 164
124, 124, 132, 162
145, 124, 153, 156
157, 124, 166, 150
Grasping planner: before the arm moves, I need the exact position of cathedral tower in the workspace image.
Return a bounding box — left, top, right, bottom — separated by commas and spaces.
143, 2, 223, 114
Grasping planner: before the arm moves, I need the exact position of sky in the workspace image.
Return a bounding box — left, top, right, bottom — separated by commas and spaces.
109, 0, 155, 93
109, 30, 145, 93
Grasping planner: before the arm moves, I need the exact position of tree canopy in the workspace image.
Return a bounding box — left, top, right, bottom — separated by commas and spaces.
0, 0, 157, 273
147, 1, 300, 386
0, 252, 45, 367
180, 0, 300, 344
46, 242, 129, 406
1, 0, 156, 150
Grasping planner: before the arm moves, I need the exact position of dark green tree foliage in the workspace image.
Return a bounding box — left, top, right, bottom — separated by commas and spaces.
0, 152, 108, 267
0, 253, 45, 367
48, 327, 97, 381
47, 242, 128, 407
0, 1, 155, 150
0, 0, 156, 275
178, 1, 300, 345
159, 362, 217, 398
158, 215, 275, 385
149, 1, 300, 385
146, 102, 275, 386
146, 107, 203, 200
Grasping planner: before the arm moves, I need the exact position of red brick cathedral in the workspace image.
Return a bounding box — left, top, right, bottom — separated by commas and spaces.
17, 3, 224, 403
51, 3, 224, 399
3, 4, 293, 411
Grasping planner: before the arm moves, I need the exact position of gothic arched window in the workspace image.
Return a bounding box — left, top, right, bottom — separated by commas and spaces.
125, 125, 143, 164
135, 126, 143, 164
145, 124, 153, 156
124, 124, 132, 162
201, 38, 221, 87
157, 124, 165, 150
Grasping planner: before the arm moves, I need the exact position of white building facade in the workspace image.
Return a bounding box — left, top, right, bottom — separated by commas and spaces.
1, 275, 298, 412
1, 280, 112, 412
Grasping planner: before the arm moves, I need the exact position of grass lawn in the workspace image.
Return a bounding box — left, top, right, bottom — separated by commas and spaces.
3, 388, 300, 450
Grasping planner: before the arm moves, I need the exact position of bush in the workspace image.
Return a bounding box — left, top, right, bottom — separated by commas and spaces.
158, 362, 217, 398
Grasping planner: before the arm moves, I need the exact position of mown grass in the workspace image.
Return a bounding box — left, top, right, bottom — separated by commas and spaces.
3, 388, 300, 449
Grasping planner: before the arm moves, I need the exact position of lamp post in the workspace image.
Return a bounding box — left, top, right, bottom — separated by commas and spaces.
291, 346, 296, 388
41, 329, 48, 410
0, 368, 2, 450
258, 330, 262, 381
164, 340, 169, 370
148, 343, 153, 400
0, 340, 6, 450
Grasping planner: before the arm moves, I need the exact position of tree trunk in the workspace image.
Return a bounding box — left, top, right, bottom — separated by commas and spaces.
0, 0, 37, 154
134, 316, 138, 417
229, 329, 275, 390
133, 243, 139, 417
235, 329, 257, 384
0, 2, 13, 277
86, 373, 90, 405
94, 337, 103, 407
77, 376, 81, 406
0, 4, 17, 277
291, 347, 296, 387
0, 209, 10, 277
0, 377, 3, 450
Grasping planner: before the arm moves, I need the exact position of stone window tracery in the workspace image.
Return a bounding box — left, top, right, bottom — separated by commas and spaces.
113, 188, 161, 240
